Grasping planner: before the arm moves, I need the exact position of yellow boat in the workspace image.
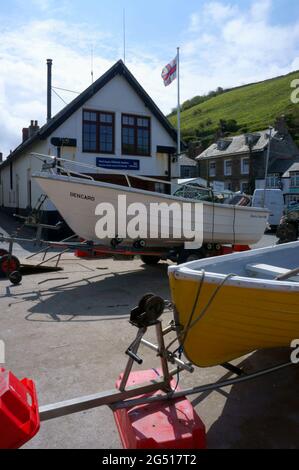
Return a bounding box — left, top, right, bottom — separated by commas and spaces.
168, 241, 299, 368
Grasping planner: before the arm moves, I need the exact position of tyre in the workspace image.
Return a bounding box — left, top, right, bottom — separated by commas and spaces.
0, 249, 8, 257
9, 271, 22, 285
177, 248, 205, 264
140, 255, 161, 265
0, 255, 21, 277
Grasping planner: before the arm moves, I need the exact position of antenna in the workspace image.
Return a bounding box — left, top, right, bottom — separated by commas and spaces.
123, 8, 126, 63
91, 45, 94, 84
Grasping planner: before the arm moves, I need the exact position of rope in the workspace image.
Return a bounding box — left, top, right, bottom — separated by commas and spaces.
167, 270, 236, 353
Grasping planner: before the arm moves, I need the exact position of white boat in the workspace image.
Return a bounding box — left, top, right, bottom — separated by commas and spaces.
32, 156, 269, 248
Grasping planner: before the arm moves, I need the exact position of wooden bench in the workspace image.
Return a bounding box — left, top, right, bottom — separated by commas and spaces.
246, 263, 299, 282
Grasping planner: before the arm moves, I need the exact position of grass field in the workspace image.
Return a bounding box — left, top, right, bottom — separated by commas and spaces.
169, 70, 299, 146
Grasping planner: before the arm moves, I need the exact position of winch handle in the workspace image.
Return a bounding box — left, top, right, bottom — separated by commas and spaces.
126, 349, 143, 365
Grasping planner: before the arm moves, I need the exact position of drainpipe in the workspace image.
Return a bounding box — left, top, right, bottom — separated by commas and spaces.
47, 59, 53, 122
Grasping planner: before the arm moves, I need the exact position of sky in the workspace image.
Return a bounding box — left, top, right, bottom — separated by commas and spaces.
1, 0, 299, 156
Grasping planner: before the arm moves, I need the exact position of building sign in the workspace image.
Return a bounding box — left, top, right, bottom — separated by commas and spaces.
96, 158, 140, 171
51, 137, 77, 147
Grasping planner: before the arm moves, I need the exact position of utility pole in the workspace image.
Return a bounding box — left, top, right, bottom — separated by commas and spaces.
263, 127, 273, 207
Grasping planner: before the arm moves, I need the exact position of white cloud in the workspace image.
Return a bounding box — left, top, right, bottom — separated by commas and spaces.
203, 1, 237, 22
31, 0, 52, 10
0, 15, 181, 158
1, 0, 299, 157
0, 19, 117, 157
189, 13, 201, 33
181, 0, 299, 108
250, 0, 272, 21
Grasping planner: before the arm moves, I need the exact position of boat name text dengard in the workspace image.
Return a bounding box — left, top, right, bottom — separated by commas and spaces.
70, 192, 95, 202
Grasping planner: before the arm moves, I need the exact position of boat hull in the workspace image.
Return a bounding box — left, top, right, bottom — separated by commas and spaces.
169, 275, 299, 367
168, 242, 299, 367
33, 173, 269, 247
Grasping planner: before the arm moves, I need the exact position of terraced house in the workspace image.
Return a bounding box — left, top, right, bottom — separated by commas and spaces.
196, 117, 299, 194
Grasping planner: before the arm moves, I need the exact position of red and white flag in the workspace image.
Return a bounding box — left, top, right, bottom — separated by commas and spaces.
161, 56, 177, 87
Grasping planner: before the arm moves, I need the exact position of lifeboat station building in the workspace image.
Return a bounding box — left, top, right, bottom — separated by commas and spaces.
0, 60, 184, 224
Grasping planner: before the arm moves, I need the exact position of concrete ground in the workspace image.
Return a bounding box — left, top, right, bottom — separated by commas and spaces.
0, 213, 299, 449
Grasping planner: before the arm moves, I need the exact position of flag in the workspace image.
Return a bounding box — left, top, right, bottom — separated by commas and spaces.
161, 56, 177, 87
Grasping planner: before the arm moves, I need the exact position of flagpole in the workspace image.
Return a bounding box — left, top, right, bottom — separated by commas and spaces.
177, 46, 181, 157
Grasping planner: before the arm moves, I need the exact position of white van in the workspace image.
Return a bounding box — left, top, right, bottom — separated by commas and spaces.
252, 189, 285, 229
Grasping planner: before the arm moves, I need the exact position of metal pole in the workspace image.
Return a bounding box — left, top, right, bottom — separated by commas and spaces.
263, 127, 273, 207
46, 59, 52, 122
119, 327, 146, 392
123, 8, 126, 64
177, 47, 181, 157
156, 322, 172, 391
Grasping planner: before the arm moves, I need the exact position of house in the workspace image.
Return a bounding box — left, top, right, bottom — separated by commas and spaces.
196, 117, 299, 194
0, 60, 181, 225
177, 154, 199, 178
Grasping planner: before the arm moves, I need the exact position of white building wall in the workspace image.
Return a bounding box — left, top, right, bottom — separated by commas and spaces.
46, 75, 176, 177
0, 74, 178, 211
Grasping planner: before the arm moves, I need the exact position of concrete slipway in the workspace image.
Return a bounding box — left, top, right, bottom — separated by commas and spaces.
0, 214, 298, 449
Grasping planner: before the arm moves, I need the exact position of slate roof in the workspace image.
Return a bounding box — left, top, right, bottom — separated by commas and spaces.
196, 129, 277, 161
283, 162, 299, 177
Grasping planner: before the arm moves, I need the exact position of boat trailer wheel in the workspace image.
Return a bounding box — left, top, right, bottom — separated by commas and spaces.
111, 237, 123, 248
0, 255, 21, 277
130, 294, 165, 328
133, 239, 146, 249
9, 271, 22, 285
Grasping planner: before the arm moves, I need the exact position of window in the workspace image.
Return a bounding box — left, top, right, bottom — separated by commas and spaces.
224, 181, 232, 191
267, 173, 281, 189
122, 114, 150, 156
241, 157, 249, 175
209, 161, 216, 177
224, 160, 232, 176
180, 165, 197, 178
83, 110, 114, 154
240, 181, 249, 194
290, 172, 299, 188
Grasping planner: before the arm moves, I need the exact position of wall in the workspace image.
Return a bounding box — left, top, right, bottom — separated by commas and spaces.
199, 154, 250, 192
46, 74, 177, 177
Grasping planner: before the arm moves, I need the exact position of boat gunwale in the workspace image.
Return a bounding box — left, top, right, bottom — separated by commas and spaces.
168, 241, 299, 291
32, 172, 270, 214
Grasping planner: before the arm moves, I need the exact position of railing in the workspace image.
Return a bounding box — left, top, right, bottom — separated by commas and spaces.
31, 153, 174, 189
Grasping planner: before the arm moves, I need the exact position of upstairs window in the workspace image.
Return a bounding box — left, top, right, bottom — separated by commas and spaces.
122, 114, 151, 156
241, 157, 249, 175
224, 159, 232, 176
209, 161, 216, 177
290, 171, 299, 188
83, 110, 114, 154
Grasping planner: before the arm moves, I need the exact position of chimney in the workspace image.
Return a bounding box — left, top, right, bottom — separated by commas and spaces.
275, 115, 288, 136
22, 127, 29, 142
0, 153, 2, 163
47, 59, 53, 122
28, 120, 40, 138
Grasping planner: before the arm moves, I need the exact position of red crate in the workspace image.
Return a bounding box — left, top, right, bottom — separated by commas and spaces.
114, 369, 206, 449
0, 368, 40, 449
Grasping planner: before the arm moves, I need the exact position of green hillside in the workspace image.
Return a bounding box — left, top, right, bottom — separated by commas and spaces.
168, 70, 299, 148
